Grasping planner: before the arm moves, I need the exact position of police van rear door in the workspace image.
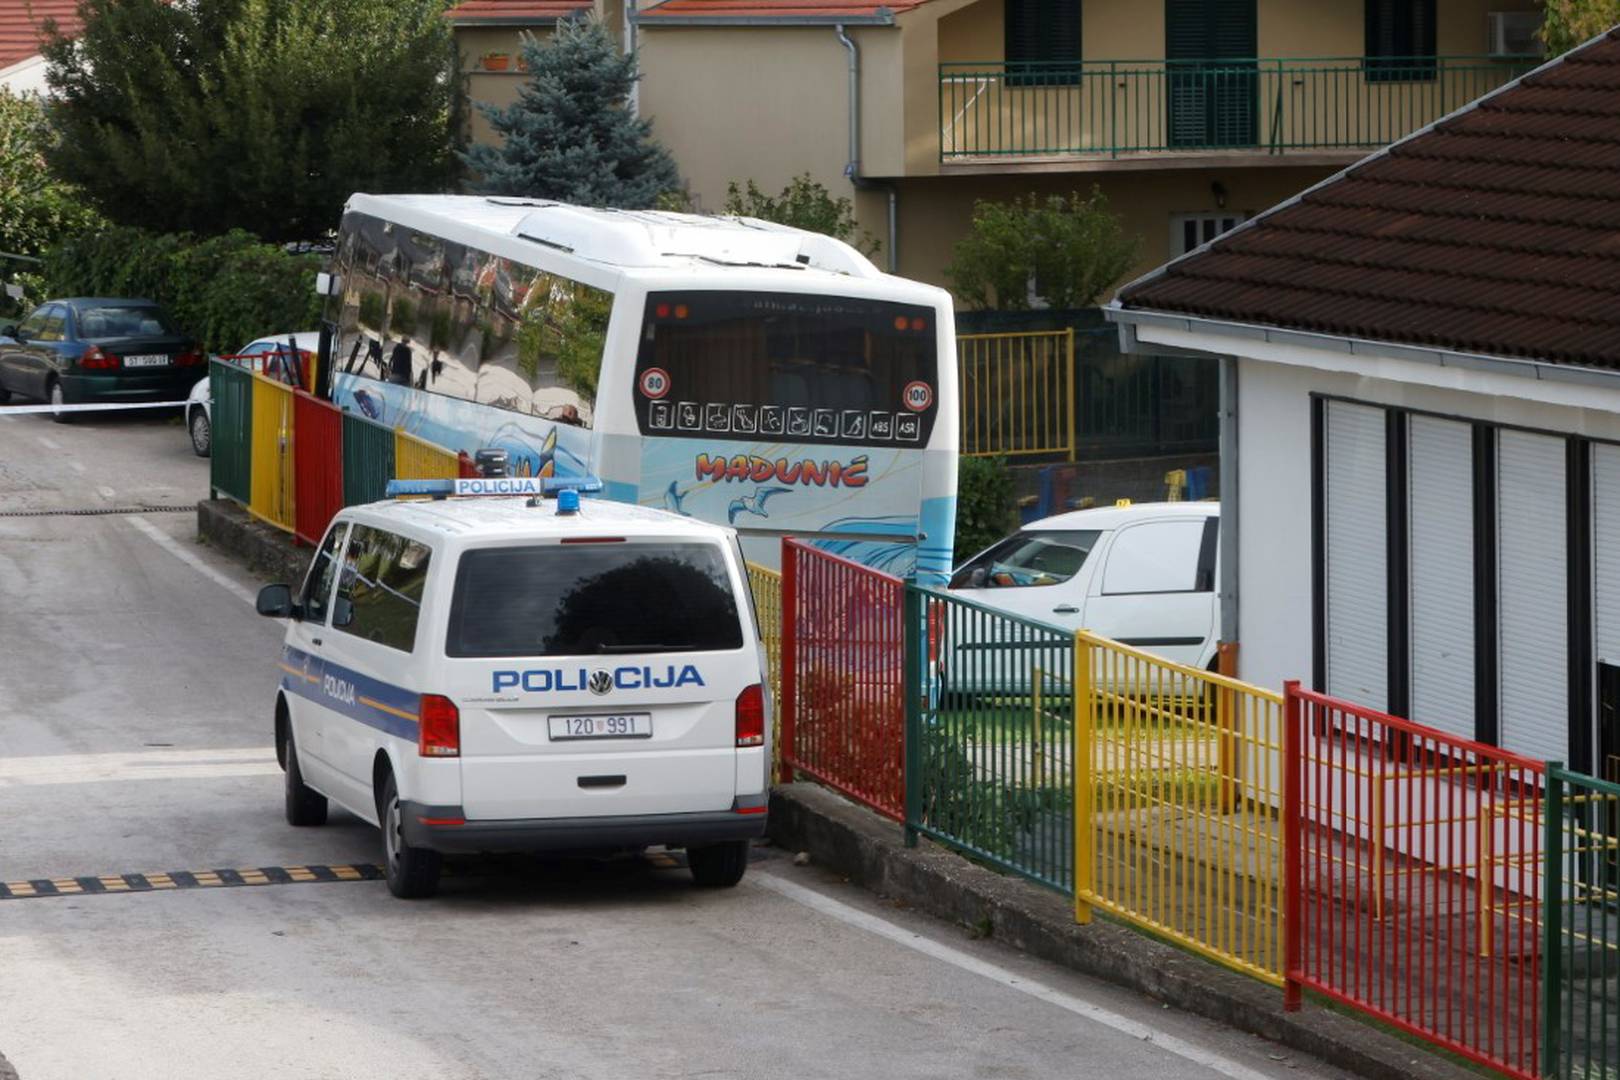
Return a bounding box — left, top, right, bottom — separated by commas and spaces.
442, 536, 755, 821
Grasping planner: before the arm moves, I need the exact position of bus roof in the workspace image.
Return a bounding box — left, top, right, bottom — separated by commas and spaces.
344, 193, 926, 295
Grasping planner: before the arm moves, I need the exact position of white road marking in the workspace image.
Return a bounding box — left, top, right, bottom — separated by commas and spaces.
125, 514, 259, 606
37, 434, 62, 450
755, 872, 1278, 1080
97, 485, 116, 501
0, 747, 278, 787
68, 460, 86, 474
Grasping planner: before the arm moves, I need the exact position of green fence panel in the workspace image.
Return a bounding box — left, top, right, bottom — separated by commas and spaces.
1545, 764, 1620, 1080
907, 585, 1076, 894
209, 361, 253, 503
341, 411, 394, 507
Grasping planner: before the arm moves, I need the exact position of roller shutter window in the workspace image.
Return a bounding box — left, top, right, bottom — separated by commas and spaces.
1594, 444, 1620, 668
1324, 401, 1388, 707
1407, 416, 1474, 739
1497, 430, 1568, 762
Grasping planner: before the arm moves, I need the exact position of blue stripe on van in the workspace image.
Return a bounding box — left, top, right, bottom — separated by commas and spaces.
278, 645, 420, 741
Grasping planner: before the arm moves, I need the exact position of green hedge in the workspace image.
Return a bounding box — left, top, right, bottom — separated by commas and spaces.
954, 455, 1018, 561
43, 227, 324, 354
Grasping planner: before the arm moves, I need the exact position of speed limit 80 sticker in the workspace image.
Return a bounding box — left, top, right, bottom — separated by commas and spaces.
902, 381, 934, 413
639, 367, 672, 399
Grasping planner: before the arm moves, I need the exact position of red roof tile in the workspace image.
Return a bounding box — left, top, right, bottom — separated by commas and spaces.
1119, 30, 1620, 371
445, 0, 591, 24
638, 0, 930, 22
0, 0, 80, 71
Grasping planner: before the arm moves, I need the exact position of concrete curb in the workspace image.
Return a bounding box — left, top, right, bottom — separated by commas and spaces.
767, 783, 1479, 1080
196, 498, 309, 586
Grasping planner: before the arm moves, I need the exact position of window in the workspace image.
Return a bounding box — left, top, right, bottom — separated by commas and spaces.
301, 523, 347, 625
1005, 0, 1080, 83
1101, 520, 1208, 595
35, 305, 68, 343
16, 306, 50, 340
951, 530, 1100, 589
634, 291, 939, 448
1170, 213, 1247, 258
333, 526, 432, 652
75, 304, 177, 339
447, 543, 743, 657
1365, 0, 1436, 81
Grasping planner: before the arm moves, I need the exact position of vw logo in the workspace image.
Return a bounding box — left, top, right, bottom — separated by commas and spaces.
588, 669, 614, 696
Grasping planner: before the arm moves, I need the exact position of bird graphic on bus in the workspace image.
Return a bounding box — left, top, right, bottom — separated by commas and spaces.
664, 481, 693, 516
727, 486, 792, 524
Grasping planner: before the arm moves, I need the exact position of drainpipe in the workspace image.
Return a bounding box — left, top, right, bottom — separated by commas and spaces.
835, 24, 898, 273
626, 0, 640, 116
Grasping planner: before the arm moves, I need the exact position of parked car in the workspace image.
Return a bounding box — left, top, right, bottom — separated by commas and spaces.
0, 298, 205, 423
186, 332, 318, 457
944, 502, 1220, 694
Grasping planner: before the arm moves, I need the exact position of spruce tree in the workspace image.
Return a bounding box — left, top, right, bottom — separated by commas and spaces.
462, 19, 680, 208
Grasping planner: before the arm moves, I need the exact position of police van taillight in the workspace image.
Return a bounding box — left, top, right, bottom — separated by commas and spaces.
419, 694, 460, 757
735, 684, 764, 748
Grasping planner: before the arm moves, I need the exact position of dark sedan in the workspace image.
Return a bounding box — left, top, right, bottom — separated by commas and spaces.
0, 298, 205, 422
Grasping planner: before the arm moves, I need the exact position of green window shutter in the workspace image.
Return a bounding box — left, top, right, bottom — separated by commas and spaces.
1006, 0, 1080, 82
1165, 0, 1256, 147
1366, 0, 1437, 81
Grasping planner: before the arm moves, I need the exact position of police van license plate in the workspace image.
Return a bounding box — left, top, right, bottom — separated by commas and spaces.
548, 714, 652, 740
124, 354, 168, 367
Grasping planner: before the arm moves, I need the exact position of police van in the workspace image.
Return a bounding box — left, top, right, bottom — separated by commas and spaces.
255, 476, 770, 899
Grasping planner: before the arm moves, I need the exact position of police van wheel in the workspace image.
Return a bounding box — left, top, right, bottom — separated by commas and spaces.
687, 840, 748, 888
284, 733, 328, 827
380, 774, 441, 899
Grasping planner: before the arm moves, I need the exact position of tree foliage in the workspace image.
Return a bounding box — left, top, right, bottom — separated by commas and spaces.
0, 90, 101, 314
1539, 0, 1620, 54
953, 455, 1018, 560
461, 18, 679, 208
945, 188, 1139, 311
42, 0, 455, 243
721, 174, 878, 255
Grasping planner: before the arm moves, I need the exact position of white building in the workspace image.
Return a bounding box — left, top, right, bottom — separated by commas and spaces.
1108, 28, 1620, 781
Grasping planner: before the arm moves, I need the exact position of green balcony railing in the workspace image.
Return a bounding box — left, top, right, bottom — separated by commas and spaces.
939, 55, 1538, 161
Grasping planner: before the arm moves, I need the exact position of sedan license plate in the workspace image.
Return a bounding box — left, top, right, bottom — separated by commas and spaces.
548, 713, 652, 741
123, 354, 169, 368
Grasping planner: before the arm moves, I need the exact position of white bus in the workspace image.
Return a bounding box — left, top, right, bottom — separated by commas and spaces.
321, 194, 959, 582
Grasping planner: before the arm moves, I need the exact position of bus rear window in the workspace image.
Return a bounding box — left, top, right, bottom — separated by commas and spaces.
447, 543, 743, 657
634, 291, 938, 448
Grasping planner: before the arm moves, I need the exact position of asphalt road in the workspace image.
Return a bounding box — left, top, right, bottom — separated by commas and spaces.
0, 405, 1354, 1080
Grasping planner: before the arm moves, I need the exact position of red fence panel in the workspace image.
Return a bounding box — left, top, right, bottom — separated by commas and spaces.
292, 391, 343, 546
781, 537, 906, 821
1284, 683, 1544, 1080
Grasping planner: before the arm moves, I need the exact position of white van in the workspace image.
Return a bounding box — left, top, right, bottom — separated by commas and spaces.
256, 481, 771, 899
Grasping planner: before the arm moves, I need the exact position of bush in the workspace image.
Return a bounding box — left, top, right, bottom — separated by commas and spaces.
945, 187, 1139, 311
721, 174, 879, 256
954, 455, 1017, 561
43, 227, 323, 353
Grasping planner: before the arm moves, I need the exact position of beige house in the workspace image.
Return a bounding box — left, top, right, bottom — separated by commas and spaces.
448, 0, 608, 146
455, 0, 1544, 292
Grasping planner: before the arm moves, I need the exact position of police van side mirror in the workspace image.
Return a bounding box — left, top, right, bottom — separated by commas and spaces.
256, 583, 299, 619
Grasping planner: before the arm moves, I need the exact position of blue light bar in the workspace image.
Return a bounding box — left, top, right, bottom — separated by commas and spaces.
541, 475, 604, 494
385, 475, 601, 500
385, 478, 455, 498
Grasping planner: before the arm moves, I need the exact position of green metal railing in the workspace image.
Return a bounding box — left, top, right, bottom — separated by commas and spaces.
209, 360, 253, 504
1545, 763, 1620, 1080
939, 55, 1536, 160
340, 411, 395, 507
905, 586, 1077, 894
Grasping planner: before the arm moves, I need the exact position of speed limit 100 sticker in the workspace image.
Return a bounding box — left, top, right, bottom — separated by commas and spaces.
902, 381, 934, 413
639, 367, 672, 399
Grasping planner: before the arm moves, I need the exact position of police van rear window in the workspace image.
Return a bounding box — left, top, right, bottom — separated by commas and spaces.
447, 543, 744, 657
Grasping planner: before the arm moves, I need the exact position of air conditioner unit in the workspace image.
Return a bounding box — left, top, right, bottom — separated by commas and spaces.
1488, 11, 1542, 58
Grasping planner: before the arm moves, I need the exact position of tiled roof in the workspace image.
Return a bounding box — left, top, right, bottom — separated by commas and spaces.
1118, 30, 1620, 371
0, 0, 80, 71
444, 0, 591, 24
638, 0, 930, 22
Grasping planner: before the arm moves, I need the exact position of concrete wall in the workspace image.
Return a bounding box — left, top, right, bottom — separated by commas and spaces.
457, 26, 559, 147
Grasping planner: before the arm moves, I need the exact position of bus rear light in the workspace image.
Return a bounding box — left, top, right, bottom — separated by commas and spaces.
673, 304, 688, 319
655, 303, 670, 318
80, 346, 118, 370
735, 684, 764, 747
911, 317, 927, 332
418, 694, 460, 757
892, 315, 908, 331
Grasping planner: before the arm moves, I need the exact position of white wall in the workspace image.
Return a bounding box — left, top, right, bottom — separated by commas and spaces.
0, 55, 50, 96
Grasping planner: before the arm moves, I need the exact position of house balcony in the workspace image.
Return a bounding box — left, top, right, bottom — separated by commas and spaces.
938, 55, 1536, 171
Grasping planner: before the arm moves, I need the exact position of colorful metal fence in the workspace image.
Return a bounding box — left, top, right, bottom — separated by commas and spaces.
1284, 683, 1544, 1080
781, 538, 906, 821
247, 373, 295, 533
958, 329, 1076, 459
909, 586, 1077, 892
1079, 634, 1286, 984
208, 361, 253, 504
292, 392, 343, 546
395, 429, 461, 480
746, 563, 785, 778
1543, 764, 1620, 1080
341, 412, 395, 507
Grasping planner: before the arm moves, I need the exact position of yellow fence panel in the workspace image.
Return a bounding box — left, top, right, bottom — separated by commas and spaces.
1075, 632, 1286, 986
957, 328, 1075, 459
746, 562, 784, 781
248, 374, 295, 533
394, 430, 461, 481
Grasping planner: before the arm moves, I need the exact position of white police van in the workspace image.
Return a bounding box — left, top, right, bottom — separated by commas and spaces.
255, 476, 770, 899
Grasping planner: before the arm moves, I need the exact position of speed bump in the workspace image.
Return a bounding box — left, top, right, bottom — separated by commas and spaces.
0, 864, 384, 900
